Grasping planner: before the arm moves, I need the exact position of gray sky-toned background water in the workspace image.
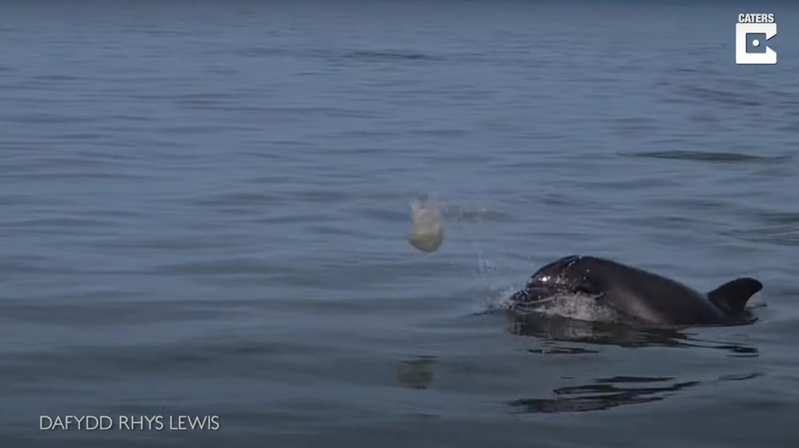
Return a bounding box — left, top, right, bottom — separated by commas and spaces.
1, 1, 798, 446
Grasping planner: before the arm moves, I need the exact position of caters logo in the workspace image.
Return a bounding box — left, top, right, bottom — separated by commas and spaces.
736, 13, 777, 65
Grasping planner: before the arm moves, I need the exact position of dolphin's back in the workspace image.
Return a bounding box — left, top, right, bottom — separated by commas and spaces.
581, 257, 726, 325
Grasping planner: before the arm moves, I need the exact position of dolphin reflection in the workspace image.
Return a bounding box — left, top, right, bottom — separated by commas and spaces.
508, 313, 759, 356
509, 376, 700, 413
509, 372, 763, 414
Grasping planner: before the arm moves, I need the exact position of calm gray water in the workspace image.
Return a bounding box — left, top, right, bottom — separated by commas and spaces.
2, 1, 798, 447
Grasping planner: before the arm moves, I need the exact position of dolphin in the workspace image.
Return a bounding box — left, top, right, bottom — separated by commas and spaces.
509, 255, 762, 327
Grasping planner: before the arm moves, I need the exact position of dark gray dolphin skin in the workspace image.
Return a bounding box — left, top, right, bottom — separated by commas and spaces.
510, 255, 763, 326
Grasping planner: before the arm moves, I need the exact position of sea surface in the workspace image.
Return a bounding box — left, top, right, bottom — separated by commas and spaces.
1, 1, 798, 447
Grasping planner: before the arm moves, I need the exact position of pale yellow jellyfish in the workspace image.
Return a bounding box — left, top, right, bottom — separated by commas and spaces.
408, 199, 445, 253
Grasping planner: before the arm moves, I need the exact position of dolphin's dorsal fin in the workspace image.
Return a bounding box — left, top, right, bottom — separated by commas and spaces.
708, 278, 762, 314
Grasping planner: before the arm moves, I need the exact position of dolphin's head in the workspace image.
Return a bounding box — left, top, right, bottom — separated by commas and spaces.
510, 255, 595, 305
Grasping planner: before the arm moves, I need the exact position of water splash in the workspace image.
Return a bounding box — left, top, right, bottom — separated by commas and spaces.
513, 293, 623, 323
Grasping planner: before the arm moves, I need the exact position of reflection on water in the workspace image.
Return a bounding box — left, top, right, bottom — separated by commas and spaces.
503, 312, 763, 413
622, 150, 792, 164
396, 357, 435, 390
510, 376, 701, 413
509, 372, 764, 414
507, 313, 759, 357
